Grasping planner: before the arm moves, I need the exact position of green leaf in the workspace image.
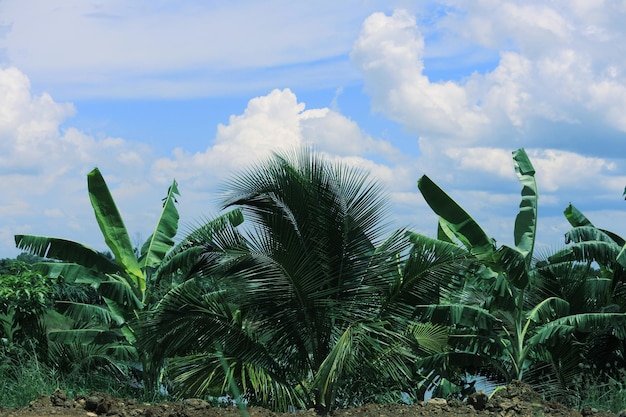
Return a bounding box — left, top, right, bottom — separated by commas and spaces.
48, 328, 124, 345
56, 301, 124, 327
138, 179, 180, 270
415, 303, 499, 329
417, 175, 495, 257
87, 168, 145, 291
14, 235, 118, 273
407, 322, 449, 355
494, 245, 529, 289
529, 313, 626, 345
156, 208, 245, 278
526, 297, 570, 325
99, 278, 144, 316
34, 262, 106, 284
512, 148, 538, 261
564, 203, 594, 228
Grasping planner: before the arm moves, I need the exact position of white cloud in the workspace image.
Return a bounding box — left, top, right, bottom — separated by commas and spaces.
0, 0, 394, 98
151, 88, 405, 204
352, 4, 626, 154
351, 10, 489, 141
0, 67, 160, 255
3, 2, 626, 262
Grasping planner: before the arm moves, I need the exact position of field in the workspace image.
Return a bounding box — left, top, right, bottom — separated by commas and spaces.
0, 382, 620, 417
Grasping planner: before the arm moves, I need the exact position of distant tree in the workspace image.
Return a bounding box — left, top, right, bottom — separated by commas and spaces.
16, 252, 43, 265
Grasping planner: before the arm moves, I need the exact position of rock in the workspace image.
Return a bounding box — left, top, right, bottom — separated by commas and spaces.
428, 397, 448, 406
85, 396, 103, 412
182, 398, 211, 409
467, 390, 488, 411
50, 389, 68, 407
95, 398, 114, 415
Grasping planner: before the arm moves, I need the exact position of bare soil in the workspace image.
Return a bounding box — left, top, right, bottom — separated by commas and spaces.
0, 381, 621, 417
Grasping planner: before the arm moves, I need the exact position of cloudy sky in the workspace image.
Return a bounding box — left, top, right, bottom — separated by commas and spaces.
2, 0, 626, 258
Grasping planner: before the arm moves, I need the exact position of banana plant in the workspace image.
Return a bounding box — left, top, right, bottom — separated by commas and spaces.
545, 203, 626, 378
14, 168, 243, 383
414, 148, 626, 388
15, 168, 180, 341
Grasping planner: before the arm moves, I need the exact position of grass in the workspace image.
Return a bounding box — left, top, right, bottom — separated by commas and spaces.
574, 376, 626, 413
0, 343, 170, 409
0, 347, 56, 408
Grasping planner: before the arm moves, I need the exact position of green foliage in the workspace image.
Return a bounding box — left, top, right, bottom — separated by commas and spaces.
0, 261, 53, 352
14, 168, 182, 390
0, 342, 57, 408
0, 339, 169, 408
139, 148, 455, 412
415, 148, 626, 399
0, 261, 52, 316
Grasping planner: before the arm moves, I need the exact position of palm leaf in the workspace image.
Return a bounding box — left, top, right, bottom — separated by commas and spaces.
156, 209, 244, 277
407, 322, 449, 355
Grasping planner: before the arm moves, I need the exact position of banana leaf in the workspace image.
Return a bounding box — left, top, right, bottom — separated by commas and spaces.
494, 245, 529, 289
56, 301, 124, 327
414, 303, 499, 330
87, 168, 145, 291
99, 279, 145, 315
564, 203, 594, 228
549, 240, 621, 265
511, 148, 538, 261
138, 179, 180, 269
14, 235, 118, 273
417, 175, 495, 258
34, 261, 106, 284
529, 312, 626, 345
525, 297, 570, 325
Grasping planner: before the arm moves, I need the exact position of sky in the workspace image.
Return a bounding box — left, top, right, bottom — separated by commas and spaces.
2, 0, 626, 259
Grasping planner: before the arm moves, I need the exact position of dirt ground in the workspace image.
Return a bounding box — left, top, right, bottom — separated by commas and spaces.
0, 381, 621, 417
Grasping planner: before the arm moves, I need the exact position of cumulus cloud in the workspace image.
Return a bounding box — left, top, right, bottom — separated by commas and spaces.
349, 4, 626, 248
352, 4, 626, 156
0, 67, 158, 255
0, 67, 406, 256
351, 10, 489, 141
151, 88, 404, 194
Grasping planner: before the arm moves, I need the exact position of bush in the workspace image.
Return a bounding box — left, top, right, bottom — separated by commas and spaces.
0, 261, 53, 351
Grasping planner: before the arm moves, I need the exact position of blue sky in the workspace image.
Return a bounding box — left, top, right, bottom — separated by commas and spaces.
1, 1, 626, 258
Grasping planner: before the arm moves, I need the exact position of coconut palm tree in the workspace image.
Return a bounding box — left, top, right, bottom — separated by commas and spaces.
138, 148, 464, 411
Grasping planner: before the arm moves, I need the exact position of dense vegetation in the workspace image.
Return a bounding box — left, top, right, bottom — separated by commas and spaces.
2, 148, 626, 412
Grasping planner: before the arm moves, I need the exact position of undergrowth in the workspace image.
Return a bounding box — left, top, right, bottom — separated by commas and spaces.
0, 344, 170, 408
